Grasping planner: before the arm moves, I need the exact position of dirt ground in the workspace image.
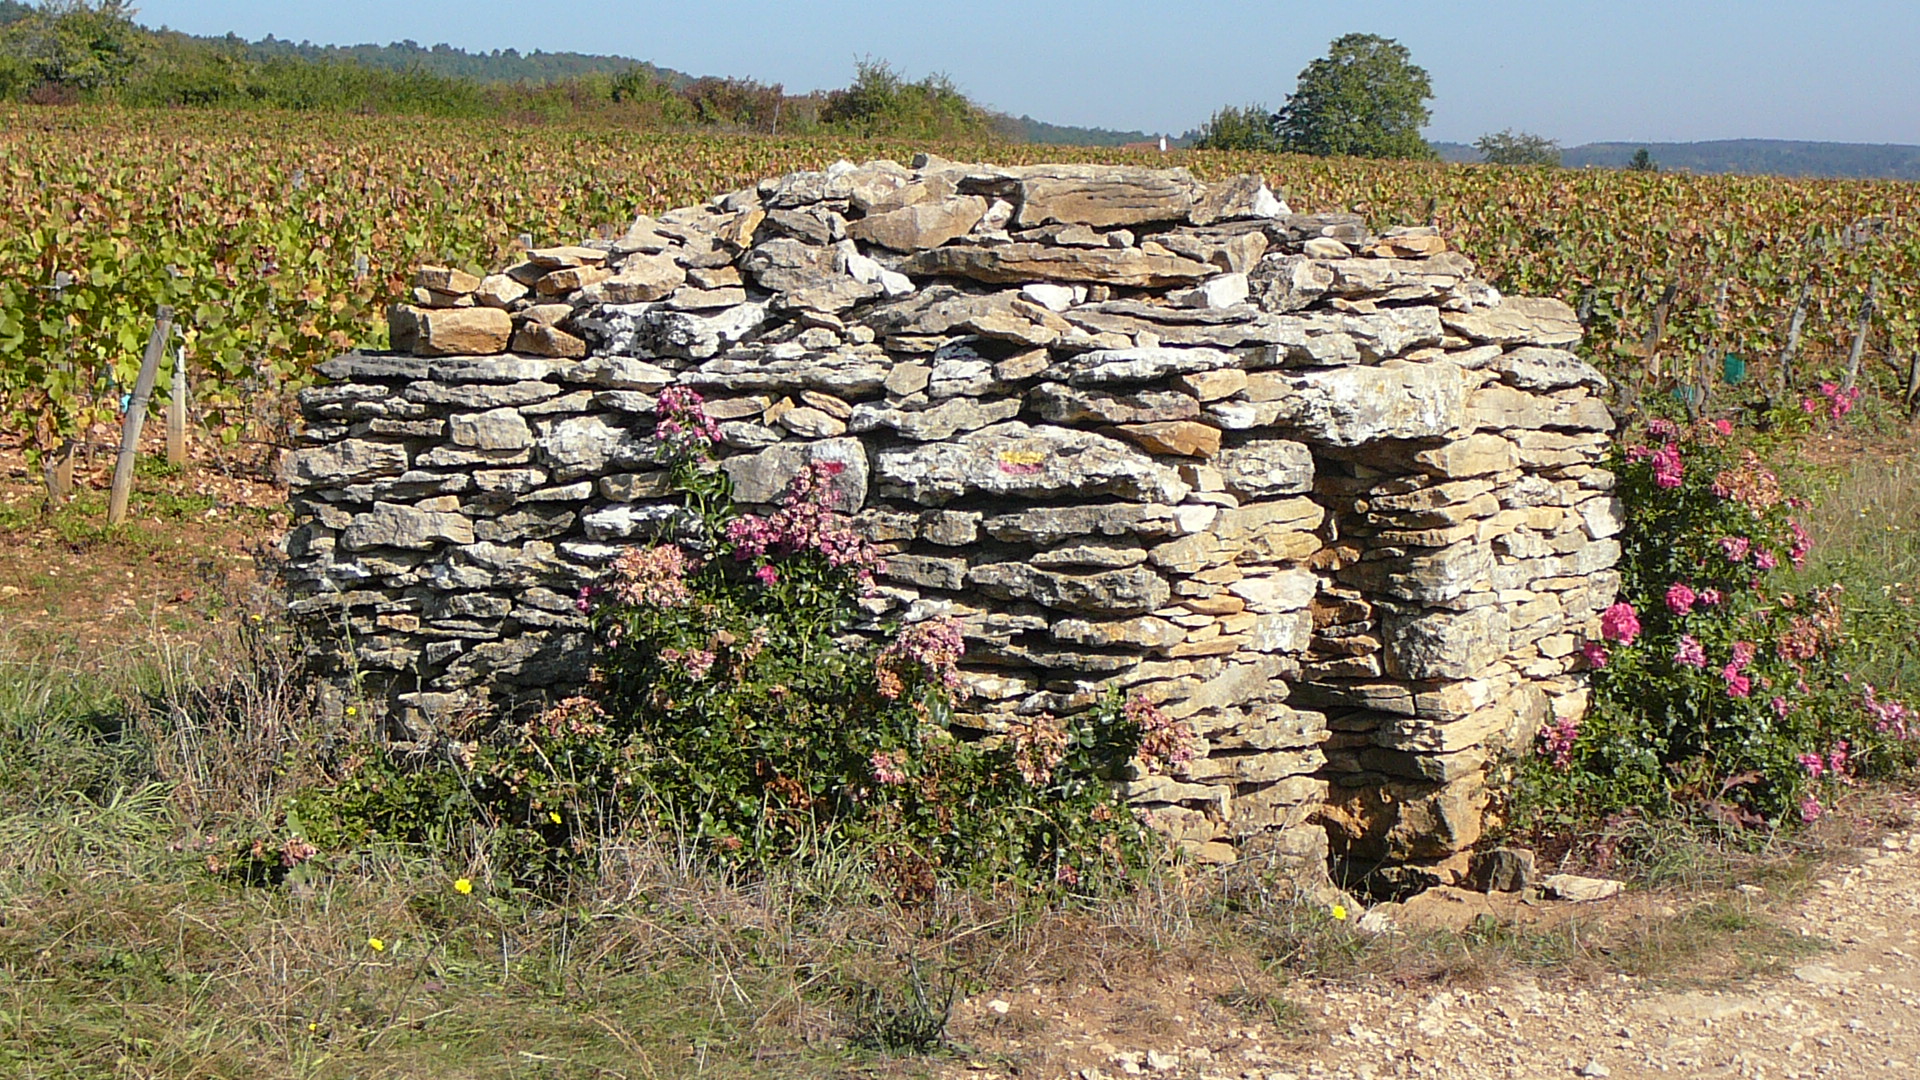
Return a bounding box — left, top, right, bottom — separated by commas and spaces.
934, 793, 1920, 1080
0, 431, 284, 648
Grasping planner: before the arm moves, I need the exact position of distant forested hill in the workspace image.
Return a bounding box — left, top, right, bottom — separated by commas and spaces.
1564, 140, 1920, 180
1005, 114, 1163, 147
231, 34, 685, 86
1440, 137, 1920, 180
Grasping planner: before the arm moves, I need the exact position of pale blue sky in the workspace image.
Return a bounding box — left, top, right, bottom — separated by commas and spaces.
133, 1, 1920, 145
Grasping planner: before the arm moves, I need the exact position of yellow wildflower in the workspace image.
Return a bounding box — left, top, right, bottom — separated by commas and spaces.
454, 877, 473, 895
367, 936, 385, 952
548, 811, 563, 824
1330, 904, 1349, 922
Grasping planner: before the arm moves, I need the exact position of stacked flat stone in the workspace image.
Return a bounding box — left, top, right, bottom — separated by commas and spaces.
282, 156, 1619, 885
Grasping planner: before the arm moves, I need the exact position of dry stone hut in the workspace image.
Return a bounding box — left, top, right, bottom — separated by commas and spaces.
283, 157, 1621, 889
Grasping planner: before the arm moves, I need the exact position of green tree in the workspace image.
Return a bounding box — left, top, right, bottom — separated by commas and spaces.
1628, 147, 1659, 172
1191, 103, 1282, 152
1275, 32, 1435, 160
0, 0, 146, 95
1475, 128, 1562, 166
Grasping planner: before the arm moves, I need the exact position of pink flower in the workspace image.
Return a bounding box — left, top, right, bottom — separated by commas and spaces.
1719, 536, 1751, 562
1699, 588, 1724, 606
1625, 444, 1653, 462
1754, 550, 1778, 571
726, 462, 883, 588
1128, 694, 1196, 769
1665, 582, 1697, 616
869, 749, 908, 786
1648, 418, 1679, 439
1788, 519, 1812, 567
660, 646, 717, 681
1771, 695, 1790, 719
1581, 641, 1610, 668
1538, 715, 1582, 769
1651, 443, 1685, 489
875, 617, 967, 700
1730, 640, 1757, 670
1799, 795, 1824, 823
1797, 752, 1826, 778
1599, 602, 1641, 644
1674, 635, 1708, 668
754, 563, 780, 586
651, 386, 722, 461
608, 545, 698, 608
1828, 740, 1851, 776
1713, 419, 1733, 435
1723, 666, 1752, 698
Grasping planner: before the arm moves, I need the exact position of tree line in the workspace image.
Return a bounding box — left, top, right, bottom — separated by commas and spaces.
0, 2, 1002, 139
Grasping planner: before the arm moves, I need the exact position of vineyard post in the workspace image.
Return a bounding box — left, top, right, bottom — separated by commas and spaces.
45, 441, 75, 504
107, 306, 175, 527
1642, 281, 1678, 381
166, 345, 188, 470
1778, 279, 1811, 396
1842, 275, 1881, 393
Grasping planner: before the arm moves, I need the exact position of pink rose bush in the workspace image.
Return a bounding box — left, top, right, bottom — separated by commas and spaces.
1533, 413, 1918, 827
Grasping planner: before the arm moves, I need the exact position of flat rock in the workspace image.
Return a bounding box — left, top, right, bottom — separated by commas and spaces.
721, 437, 868, 510
1215, 440, 1314, 498
343, 502, 475, 550
510, 322, 587, 359
1115, 420, 1221, 459
1215, 361, 1470, 446
904, 243, 1215, 287
1030, 384, 1201, 425
1443, 297, 1583, 347
586, 253, 686, 304
848, 396, 1022, 441
848, 194, 989, 251
1046, 346, 1239, 387
968, 562, 1171, 616
1012, 166, 1201, 228
1540, 873, 1624, 902
389, 305, 512, 357
874, 422, 1191, 506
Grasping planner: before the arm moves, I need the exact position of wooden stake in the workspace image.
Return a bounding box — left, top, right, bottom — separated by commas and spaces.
45, 438, 75, 503
1842, 276, 1880, 393
1643, 282, 1678, 380
107, 306, 174, 526
167, 345, 188, 470
1777, 280, 1811, 394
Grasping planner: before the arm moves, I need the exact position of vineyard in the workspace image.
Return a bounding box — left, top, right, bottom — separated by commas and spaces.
2, 105, 1918, 481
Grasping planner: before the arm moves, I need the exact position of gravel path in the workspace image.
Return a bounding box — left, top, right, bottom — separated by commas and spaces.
947, 824, 1920, 1080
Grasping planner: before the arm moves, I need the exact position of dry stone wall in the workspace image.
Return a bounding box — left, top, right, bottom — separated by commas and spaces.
283, 157, 1621, 885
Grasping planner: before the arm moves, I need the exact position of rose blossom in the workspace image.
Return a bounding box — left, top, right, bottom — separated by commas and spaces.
1651, 443, 1685, 489
1674, 635, 1707, 668
1666, 582, 1697, 616
1599, 602, 1641, 644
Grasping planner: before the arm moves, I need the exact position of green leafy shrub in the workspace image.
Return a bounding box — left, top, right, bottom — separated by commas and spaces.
277, 389, 1184, 894
820, 58, 997, 141
1517, 414, 1919, 828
